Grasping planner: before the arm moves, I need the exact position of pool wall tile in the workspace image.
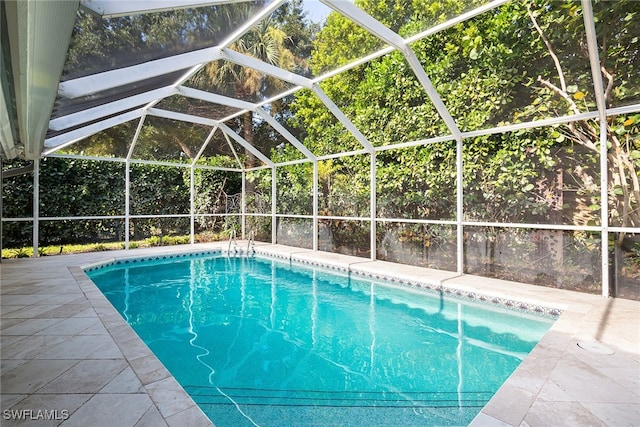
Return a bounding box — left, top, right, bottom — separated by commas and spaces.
83, 248, 562, 319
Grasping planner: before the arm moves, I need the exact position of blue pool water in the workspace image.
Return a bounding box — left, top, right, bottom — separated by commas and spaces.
87, 253, 554, 426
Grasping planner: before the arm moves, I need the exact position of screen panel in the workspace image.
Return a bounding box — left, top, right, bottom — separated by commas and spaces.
376, 222, 456, 271
277, 217, 313, 248
463, 126, 601, 226
464, 226, 602, 295
318, 219, 370, 258
276, 163, 313, 215
377, 143, 456, 221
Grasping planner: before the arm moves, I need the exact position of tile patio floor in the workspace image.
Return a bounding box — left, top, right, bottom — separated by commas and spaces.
1, 243, 639, 426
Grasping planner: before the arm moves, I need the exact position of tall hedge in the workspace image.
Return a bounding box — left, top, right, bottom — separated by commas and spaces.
2, 158, 239, 247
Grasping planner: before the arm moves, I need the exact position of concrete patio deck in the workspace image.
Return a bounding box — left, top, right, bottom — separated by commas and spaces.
1, 243, 639, 426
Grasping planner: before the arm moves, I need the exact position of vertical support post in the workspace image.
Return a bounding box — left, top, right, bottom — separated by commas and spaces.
599, 118, 609, 297
581, 0, 609, 297
32, 159, 39, 258
190, 165, 195, 245
241, 170, 246, 239
456, 137, 464, 274
370, 152, 377, 261
272, 166, 277, 244
124, 160, 130, 249
125, 115, 145, 250
313, 160, 319, 251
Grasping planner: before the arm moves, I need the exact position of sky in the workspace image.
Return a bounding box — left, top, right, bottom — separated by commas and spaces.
303, 0, 333, 24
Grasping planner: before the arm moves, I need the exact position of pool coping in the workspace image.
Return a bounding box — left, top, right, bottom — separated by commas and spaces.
84, 246, 562, 320
2, 242, 638, 426
67, 265, 213, 426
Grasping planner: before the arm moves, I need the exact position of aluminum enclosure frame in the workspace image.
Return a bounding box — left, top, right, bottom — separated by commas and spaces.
1, 0, 639, 300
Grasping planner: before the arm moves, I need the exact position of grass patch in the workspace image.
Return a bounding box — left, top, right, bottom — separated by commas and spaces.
1, 232, 229, 259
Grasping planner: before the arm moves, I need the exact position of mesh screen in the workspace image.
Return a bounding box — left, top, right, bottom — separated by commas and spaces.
464, 226, 602, 295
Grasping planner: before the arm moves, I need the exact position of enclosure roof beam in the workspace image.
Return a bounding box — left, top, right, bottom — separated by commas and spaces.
218, 122, 274, 167
255, 108, 316, 161
403, 49, 461, 140
311, 84, 375, 154
177, 86, 257, 111
58, 47, 223, 99
581, 0, 607, 120
321, 0, 405, 50
313, 1, 508, 86
221, 131, 244, 169
80, 0, 239, 18
49, 87, 178, 131
126, 115, 147, 161
220, 48, 313, 89
322, 0, 461, 141
405, 0, 509, 44
219, 0, 286, 48
147, 108, 218, 127
191, 126, 219, 166
43, 109, 143, 153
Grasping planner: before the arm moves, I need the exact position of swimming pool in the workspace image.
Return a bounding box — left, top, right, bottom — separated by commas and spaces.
86, 252, 555, 426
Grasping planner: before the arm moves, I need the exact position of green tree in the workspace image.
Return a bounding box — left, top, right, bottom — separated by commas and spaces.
192, 14, 297, 167
517, 1, 640, 234
272, 0, 319, 77
191, 157, 242, 234
285, 0, 639, 286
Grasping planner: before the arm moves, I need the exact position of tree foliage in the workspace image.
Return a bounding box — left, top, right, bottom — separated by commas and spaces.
4, 1, 638, 291
290, 0, 639, 231
1, 157, 241, 247
282, 0, 639, 286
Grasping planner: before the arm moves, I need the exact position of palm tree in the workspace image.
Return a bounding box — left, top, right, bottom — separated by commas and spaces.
194, 17, 295, 166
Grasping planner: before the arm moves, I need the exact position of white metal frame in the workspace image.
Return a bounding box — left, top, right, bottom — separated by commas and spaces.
2, 0, 639, 298
581, 0, 610, 297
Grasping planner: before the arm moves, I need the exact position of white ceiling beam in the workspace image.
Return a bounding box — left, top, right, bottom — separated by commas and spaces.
218, 122, 274, 167
581, 0, 607, 120
138, 65, 204, 116
177, 86, 257, 111
374, 134, 456, 153
220, 48, 313, 88
461, 111, 599, 139
406, 0, 509, 44
320, 0, 405, 50
192, 126, 219, 165
403, 50, 461, 140
313, 2, 508, 86
147, 108, 218, 127
219, 0, 286, 48
255, 108, 316, 160
322, 0, 461, 140
0, 82, 17, 158
216, 107, 253, 124
606, 104, 640, 117
43, 109, 143, 151
222, 131, 244, 169
311, 84, 375, 154
6, 0, 79, 159
80, 0, 241, 18
58, 47, 223, 99
126, 115, 147, 160
313, 47, 394, 84
49, 87, 177, 131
